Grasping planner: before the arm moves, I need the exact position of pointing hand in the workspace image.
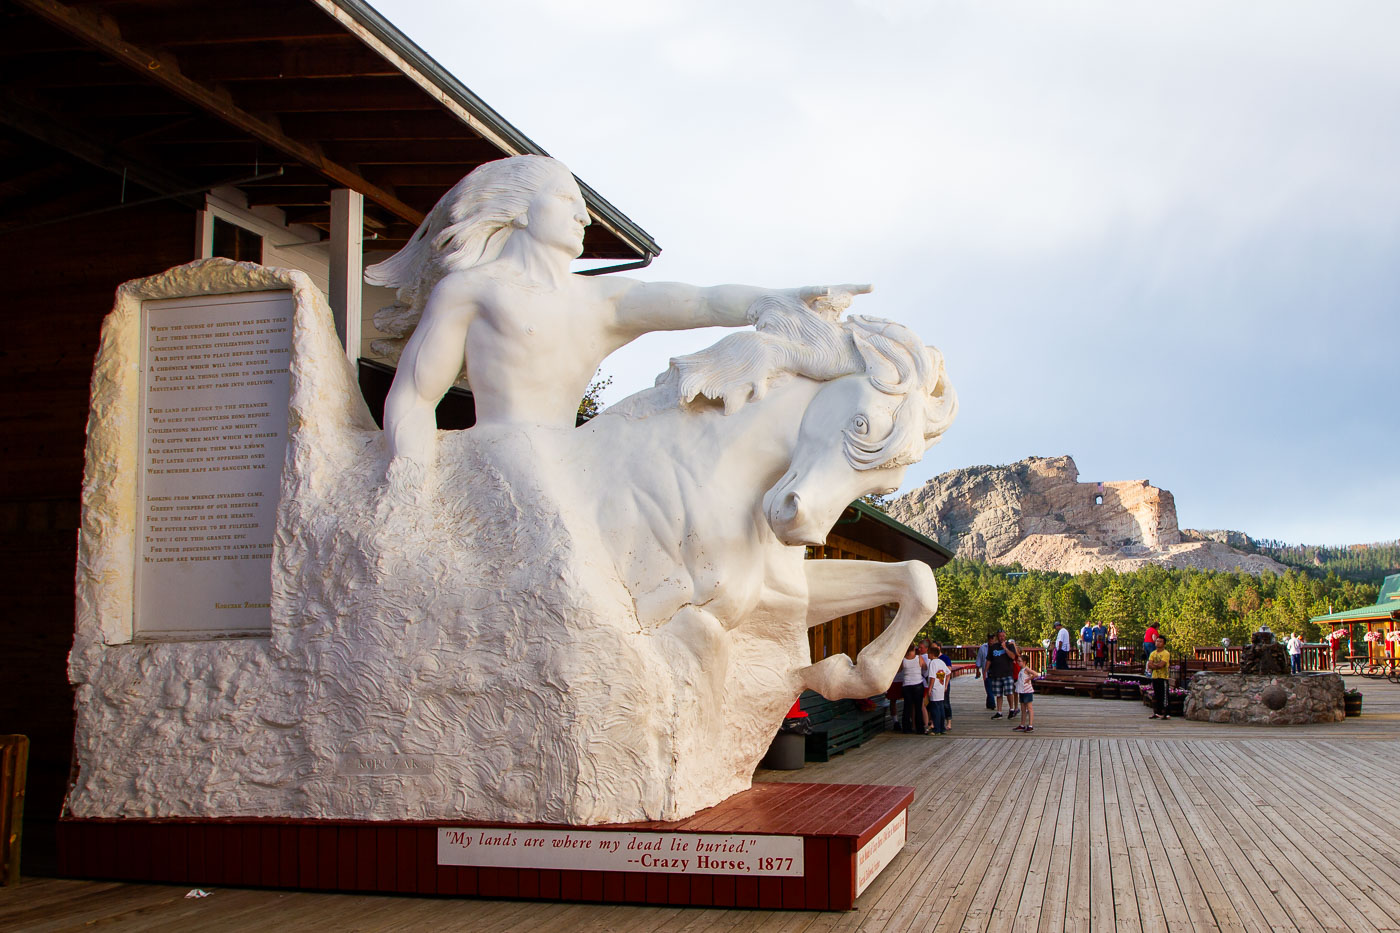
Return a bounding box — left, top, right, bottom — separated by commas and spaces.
797, 283, 873, 319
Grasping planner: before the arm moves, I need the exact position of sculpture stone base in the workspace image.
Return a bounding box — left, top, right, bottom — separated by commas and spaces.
57, 783, 913, 911
1184, 673, 1345, 725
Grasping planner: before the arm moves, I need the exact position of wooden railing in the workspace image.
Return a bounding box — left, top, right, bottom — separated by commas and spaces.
1192, 643, 1337, 671
1193, 646, 1242, 664
946, 644, 1135, 670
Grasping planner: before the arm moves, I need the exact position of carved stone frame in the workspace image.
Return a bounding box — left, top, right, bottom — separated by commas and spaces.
73, 259, 321, 650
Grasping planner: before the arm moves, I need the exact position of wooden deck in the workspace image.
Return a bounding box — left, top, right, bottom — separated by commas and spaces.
7, 675, 1400, 932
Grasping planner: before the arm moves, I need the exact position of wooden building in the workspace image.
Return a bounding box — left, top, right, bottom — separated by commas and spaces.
1309, 573, 1400, 665
806, 501, 953, 664
0, 0, 657, 871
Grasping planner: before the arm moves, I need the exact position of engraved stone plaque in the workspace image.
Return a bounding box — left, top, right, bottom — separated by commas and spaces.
135, 290, 292, 638
438, 827, 804, 877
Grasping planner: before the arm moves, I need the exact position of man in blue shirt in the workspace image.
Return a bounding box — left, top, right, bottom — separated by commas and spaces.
1080, 623, 1094, 668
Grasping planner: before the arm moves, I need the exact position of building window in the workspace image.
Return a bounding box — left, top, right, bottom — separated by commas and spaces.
212, 217, 262, 262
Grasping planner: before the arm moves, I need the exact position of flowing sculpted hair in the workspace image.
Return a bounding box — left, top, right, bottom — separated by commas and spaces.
610, 296, 958, 470
843, 315, 957, 470
365, 155, 575, 363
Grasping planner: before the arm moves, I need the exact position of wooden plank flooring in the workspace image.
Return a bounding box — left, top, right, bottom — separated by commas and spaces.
6, 675, 1400, 932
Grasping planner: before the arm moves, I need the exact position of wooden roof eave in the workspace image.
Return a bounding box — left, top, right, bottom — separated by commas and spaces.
10, 0, 660, 262
311, 0, 660, 262
830, 501, 955, 570
1309, 608, 1400, 625
14, 0, 427, 226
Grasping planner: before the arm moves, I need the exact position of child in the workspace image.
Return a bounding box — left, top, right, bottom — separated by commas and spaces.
886, 678, 902, 730
1006, 640, 1021, 718
927, 650, 952, 735
936, 642, 955, 732
1013, 660, 1040, 732
916, 641, 932, 731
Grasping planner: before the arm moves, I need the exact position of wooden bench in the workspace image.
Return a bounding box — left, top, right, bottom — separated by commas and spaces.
1036, 670, 1109, 698
798, 691, 887, 763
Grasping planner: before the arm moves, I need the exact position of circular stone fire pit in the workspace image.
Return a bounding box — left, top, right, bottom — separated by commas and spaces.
1185, 672, 1345, 725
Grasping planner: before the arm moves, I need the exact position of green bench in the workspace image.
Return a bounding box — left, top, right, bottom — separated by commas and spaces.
798, 691, 888, 763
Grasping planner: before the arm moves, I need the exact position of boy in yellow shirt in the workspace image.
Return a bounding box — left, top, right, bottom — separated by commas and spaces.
1148, 634, 1171, 719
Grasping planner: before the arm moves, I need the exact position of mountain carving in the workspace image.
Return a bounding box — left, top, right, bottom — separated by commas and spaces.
888, 456, 1286, 575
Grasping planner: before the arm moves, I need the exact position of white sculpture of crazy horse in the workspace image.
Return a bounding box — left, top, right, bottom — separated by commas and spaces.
67, 155, 956, 826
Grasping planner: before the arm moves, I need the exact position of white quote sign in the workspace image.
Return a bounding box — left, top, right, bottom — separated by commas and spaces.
135, 291, 292, 638
855, 809, 906, 897
438, 828, 803, 877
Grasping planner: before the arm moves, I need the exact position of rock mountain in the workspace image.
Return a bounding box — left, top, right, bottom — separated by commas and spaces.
888, 456, 1286, 575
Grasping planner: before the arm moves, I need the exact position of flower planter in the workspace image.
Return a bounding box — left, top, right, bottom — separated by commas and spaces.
1101, 683, 1120, 699
1121, 683, 1141, 700
1168, 698, 1186, 717
1345, 693, 1363, 717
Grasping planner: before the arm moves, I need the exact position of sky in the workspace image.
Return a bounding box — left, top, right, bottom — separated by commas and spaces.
374, 0, 1398, 545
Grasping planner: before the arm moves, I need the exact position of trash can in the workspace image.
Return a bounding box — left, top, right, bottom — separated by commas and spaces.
759, 700, 811, 770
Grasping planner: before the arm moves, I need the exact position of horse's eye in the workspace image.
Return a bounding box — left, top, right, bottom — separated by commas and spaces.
851, 415, 869, 435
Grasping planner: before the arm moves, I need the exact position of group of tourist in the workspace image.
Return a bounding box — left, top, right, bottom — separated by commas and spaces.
887, 631, 1047, 736
976, 631, 1040, 732
890, 640, 955, 735
1078, 621, 1119, 668
1049, 620, 1121, 670
887, 623, 1198, 733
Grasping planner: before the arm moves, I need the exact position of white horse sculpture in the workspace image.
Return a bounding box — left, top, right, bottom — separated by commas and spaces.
584, 297, 955, 688
560, 297, 957, 800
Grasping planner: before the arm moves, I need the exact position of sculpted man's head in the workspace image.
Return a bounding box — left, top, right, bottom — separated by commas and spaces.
432, 155, 586, 266
518, 167, 591, 257
365, 155, 587, 302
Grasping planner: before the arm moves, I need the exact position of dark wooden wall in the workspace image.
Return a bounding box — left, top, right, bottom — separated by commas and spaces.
806, 533, 897, 664
0, 200, 194, 873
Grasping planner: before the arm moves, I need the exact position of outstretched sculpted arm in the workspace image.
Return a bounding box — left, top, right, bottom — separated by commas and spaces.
383, 279, 477, 465
604, 279, 872, 341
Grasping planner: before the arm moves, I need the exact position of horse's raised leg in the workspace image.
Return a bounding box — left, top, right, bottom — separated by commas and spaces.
797, 558, 938, 699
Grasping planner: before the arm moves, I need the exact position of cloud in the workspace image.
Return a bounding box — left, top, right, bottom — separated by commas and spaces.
373, 0, 1400, 543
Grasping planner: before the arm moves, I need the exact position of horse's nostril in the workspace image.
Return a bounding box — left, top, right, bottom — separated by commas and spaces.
781, 492, 801, 521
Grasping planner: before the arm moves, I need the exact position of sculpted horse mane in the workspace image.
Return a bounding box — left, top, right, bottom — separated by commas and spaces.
842, 314, 958, 469
608, 296, 958, 471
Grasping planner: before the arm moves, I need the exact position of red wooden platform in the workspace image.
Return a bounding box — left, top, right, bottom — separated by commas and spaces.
58, 782, 912, 911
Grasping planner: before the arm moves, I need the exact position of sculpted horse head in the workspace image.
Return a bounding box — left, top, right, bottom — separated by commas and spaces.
764, 314, 957, 544
638, 296, 958, 547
